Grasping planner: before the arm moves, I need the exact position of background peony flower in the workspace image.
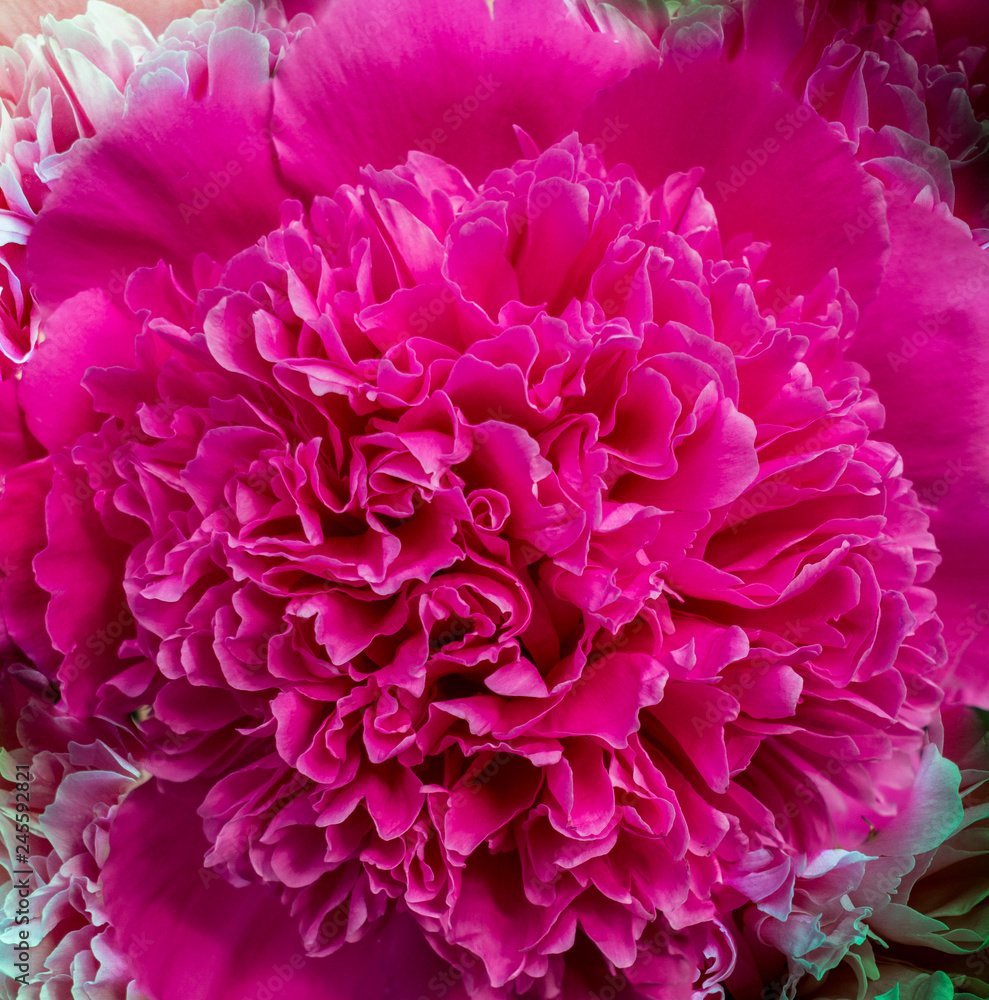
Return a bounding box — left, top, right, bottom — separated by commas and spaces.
796, 705, 989, 1000
0, 727, 147, 999
0, 0, 210, 47
0, 1, 192, 376
810, 969, 985, 1000
0, 0, 987, 998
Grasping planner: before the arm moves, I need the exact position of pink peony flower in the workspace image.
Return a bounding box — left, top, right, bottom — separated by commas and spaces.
0, 1, 162, 375
0, 0, 987, 997
0, 0, 209, 47
0, 733, 146, 999
797, 704, 989, 999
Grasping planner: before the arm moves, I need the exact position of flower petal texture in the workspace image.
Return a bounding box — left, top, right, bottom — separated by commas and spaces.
0, 1, 987, 998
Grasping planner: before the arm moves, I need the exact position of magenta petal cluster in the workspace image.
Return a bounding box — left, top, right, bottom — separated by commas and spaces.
61, 136, 945, 993
1, 1, 987, 998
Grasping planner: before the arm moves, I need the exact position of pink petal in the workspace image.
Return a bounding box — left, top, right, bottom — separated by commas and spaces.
849, 197, 989, 707
272, 0, 647, 192
578, 56, 890, 306
104, 778, 466, 1000
0, 458, 58, 674
16, 289, 137, 452
26, 23, 292, 309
